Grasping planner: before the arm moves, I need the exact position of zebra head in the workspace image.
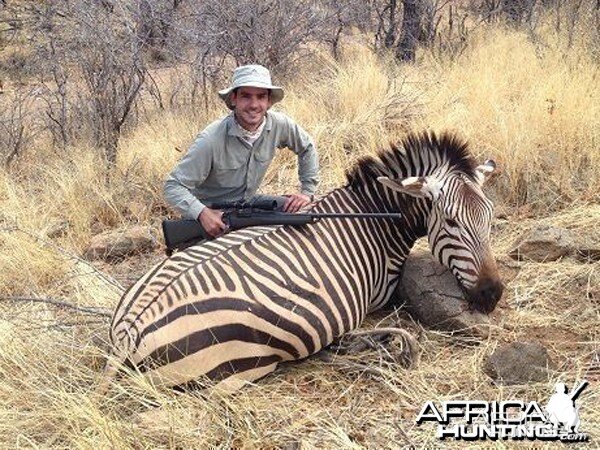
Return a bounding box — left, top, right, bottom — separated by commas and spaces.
377, 148, 503, 314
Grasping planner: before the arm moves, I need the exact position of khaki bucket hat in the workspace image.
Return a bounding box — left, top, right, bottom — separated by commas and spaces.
218, 64, 284, 110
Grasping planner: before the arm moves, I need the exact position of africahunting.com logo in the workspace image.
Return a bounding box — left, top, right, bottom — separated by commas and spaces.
416, 381, 589, 442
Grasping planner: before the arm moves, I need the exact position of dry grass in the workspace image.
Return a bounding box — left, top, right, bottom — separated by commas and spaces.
0, 208, 598, 449
0, 21, 599, 449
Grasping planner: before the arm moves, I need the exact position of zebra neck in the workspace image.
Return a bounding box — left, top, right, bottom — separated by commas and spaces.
313, 185, 430, 268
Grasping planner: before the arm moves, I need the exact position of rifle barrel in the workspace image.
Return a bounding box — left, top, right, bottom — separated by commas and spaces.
309, 213, 402, 220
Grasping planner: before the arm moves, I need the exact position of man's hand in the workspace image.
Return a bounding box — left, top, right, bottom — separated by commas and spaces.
283, 193, 312, 213
198, 208, 228, 238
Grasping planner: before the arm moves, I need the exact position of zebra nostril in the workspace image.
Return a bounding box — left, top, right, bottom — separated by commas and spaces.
492, 281, 504, 302
482, 286, 496, 300
468, 279, 503, 314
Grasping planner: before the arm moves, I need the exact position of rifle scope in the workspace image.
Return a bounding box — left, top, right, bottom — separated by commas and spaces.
210, 199, 279, 211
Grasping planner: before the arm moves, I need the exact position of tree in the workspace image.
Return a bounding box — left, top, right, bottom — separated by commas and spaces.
25, 1, 148, 168
396, 0, 427, 62
0, 87, 34, 167
197, 0, 331, 79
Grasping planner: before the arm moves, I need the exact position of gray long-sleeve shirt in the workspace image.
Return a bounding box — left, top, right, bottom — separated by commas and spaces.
164, 111, 319, 219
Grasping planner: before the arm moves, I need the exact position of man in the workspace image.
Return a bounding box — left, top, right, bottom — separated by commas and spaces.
164, 64, 319, 239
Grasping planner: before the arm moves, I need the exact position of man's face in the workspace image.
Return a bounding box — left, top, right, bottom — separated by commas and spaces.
231, 87, 271, 131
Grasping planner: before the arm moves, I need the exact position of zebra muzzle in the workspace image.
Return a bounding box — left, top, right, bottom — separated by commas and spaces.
467, 277, 504, 314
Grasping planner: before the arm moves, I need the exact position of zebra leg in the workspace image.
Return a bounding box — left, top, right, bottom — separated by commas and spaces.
95, 350, 128, 396
213, 361, 281, 393
326, 327, 419, 368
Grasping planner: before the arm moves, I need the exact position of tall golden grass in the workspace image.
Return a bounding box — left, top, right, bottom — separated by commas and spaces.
117, 28, 599, 211
0, 21, 598, 448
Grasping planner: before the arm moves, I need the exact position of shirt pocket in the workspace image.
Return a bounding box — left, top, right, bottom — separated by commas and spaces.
211, 155, 247, 188
252, 147, 275, 183
254, 146, 275, 164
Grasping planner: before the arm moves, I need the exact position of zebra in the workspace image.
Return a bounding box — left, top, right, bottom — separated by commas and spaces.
100, 130, 503, 393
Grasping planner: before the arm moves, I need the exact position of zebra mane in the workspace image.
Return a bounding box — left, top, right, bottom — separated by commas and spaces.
345, 131, 478, 188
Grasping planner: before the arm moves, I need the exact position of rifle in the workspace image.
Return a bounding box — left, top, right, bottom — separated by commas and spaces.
162, 202, 402, 255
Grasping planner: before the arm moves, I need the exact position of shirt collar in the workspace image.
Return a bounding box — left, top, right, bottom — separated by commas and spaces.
227, 111, 273, 136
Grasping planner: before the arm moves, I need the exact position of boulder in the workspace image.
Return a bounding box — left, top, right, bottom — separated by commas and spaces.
484, 341, 553, 385
509, 225, 575, 262
84, 225, 157, 261
509, 224, 600, 263
573, 240, 600, 263
394, 251, 490, 337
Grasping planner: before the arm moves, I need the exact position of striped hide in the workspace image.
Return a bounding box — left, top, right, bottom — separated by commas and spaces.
102, 131, 503, 392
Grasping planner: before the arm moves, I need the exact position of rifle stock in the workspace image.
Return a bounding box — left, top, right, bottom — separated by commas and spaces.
162, 219, 208, 252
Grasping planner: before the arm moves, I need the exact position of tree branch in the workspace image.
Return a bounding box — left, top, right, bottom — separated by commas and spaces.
0, 296, 112, 318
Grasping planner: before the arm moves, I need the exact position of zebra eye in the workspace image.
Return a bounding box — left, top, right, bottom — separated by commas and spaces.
445, 218, 459, 228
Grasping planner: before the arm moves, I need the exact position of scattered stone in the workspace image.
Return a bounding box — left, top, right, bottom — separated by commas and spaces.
509, 225, 600, 263
573, 240, 600, 263
497, 256, 522, 269
494, 205, 510, 221
492, 206, 510, 232
46, 220, 70, 239
280, 440, 308, 450
393, 251, 490, 338
484, 341, 553, 385
509, 225, 575, 262
84, 225, 157, 261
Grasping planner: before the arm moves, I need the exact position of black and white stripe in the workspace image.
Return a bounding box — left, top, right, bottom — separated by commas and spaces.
102, 131, 502, 391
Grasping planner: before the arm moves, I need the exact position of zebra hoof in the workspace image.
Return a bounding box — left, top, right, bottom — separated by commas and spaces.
326, 327, 419, 369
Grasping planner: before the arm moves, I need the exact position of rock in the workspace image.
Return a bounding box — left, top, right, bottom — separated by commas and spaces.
509, 225, 575, 262
509, 225, 600, 263
394, 251, 490, 337
573, 241, 600, 263
47, 220, 70, 239
84, 225, 156, 261
494, 205, 510, 221
484, 341, 553, 385
280, 440, 308, 450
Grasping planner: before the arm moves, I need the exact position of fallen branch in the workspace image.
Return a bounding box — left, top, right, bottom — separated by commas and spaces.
0, 296, 112, 318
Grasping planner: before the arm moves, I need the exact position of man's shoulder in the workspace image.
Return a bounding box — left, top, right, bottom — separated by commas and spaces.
201, 114, 233, 138
268, 110, 295, 126
187, 114, 232, 155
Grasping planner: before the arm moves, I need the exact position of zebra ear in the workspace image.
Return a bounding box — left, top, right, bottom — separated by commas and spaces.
475, 159, 499, 185
377, 176, 440, 200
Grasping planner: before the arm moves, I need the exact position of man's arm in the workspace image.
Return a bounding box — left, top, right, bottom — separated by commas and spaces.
287, 119, 319, 196
280, 115, 319, 211
164, 134, 213, 220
